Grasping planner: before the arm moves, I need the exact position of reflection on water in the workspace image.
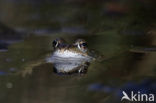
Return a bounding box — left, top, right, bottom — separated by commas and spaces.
0, 0, 156, 103
47, 55, 91, 74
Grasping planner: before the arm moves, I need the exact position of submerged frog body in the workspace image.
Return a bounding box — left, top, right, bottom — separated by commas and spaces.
47, 38, 94, 74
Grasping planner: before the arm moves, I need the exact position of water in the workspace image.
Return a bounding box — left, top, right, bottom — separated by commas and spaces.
0, 0, 156, 103
47, 54, 92, 73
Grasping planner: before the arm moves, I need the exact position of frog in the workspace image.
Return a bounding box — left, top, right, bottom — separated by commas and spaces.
47, 38, 95, 74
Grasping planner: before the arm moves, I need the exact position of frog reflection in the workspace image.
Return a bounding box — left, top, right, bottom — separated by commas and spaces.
47, 38, 94, 74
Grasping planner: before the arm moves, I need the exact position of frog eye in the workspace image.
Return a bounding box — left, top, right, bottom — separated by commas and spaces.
81, 43, 87, 47
52, 40, 58, 47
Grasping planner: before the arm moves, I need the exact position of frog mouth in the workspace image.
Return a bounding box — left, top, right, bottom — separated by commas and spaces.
53, 50, 85, 57
46, 49, 93, 74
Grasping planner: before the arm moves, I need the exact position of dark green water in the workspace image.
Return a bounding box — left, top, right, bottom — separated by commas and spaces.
0, 0, 156, 103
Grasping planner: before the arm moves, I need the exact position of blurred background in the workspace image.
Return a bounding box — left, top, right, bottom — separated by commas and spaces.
0, 0, 156, 103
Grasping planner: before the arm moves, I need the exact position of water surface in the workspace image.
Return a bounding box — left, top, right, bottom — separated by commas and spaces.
0, 0, 156, 103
